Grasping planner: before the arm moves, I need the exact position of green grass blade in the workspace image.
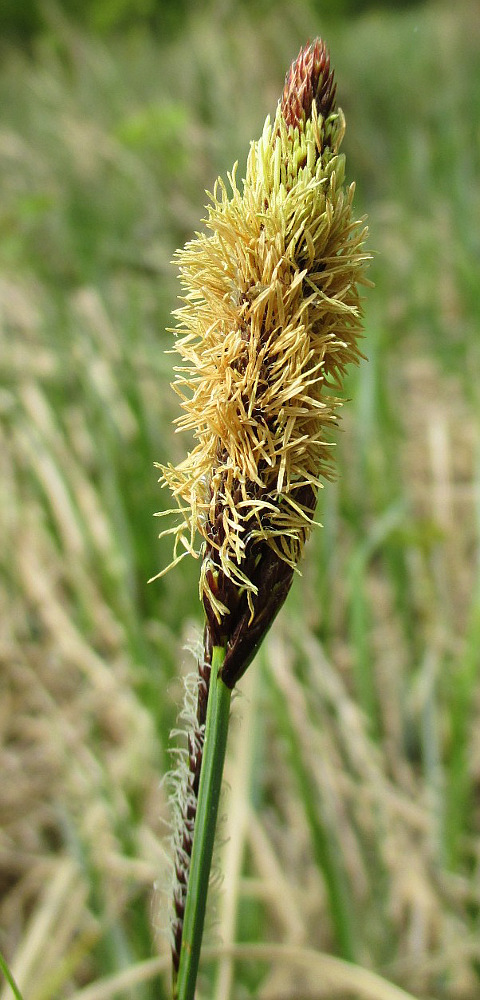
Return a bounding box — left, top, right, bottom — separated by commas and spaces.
444, 577, 480, 868
174, 644, 232, 1000
0, 951, 25, 1000
264, 658, 357, 963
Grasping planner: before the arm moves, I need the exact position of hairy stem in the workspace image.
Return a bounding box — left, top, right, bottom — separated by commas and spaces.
171, 647, 211, 976
174, 644, 231, 1000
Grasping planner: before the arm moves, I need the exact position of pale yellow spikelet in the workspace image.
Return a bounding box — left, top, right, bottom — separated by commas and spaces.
157, 40, 370, 683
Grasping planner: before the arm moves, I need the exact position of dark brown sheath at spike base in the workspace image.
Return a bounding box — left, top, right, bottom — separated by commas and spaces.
202, 482, 317, 689
158, 36, 370, 981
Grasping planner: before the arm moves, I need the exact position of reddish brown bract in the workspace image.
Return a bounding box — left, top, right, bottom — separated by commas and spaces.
281, 38, 337, 131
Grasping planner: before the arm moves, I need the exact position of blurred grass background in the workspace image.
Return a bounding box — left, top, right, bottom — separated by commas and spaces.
1, 0, 480, 997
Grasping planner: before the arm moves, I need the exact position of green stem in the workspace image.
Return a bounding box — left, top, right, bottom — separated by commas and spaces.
174, 644, 231, 1000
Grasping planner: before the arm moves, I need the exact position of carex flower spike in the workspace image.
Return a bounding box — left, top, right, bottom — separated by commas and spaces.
156, 39, 370, 998
157, 37, 369, 686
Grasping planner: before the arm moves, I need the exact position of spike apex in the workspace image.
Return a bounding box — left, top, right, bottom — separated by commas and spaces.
281, 38, 337, 133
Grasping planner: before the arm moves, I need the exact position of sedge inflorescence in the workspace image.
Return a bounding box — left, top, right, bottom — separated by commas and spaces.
157, 40, 370, 684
